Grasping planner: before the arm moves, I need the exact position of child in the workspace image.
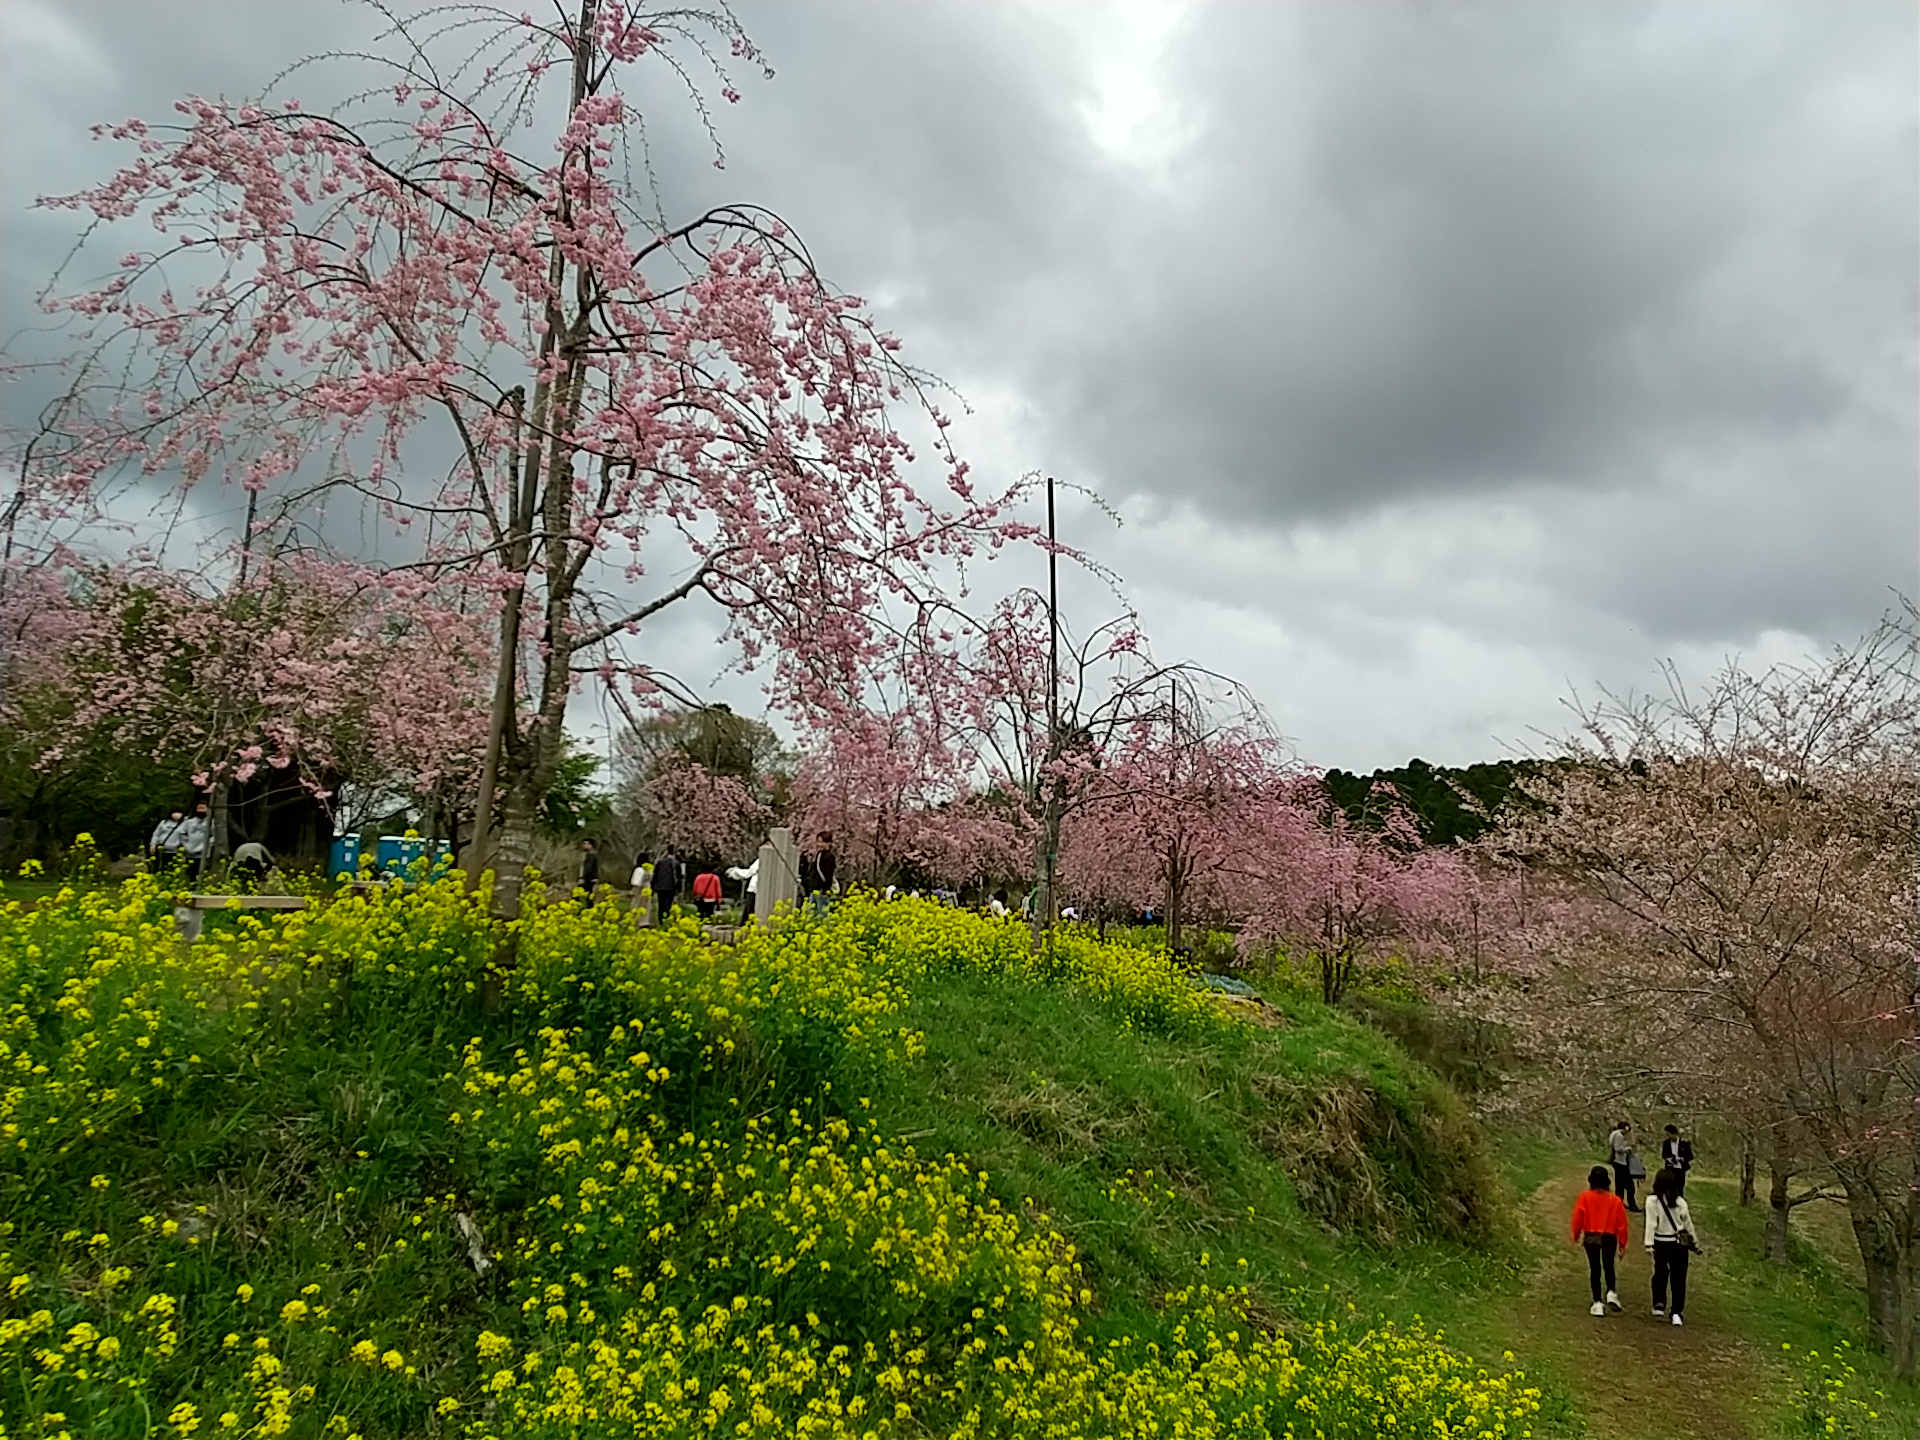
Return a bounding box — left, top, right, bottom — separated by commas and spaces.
1569, 1164, 1629, 1317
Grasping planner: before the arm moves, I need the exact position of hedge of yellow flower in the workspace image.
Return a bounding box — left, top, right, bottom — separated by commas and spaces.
0, 875, 1539, 1438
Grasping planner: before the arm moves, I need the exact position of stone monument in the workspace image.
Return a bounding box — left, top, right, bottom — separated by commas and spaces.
753, 826, 800, 923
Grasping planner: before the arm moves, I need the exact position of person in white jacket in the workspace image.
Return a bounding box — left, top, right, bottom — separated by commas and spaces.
726, 857, 759, 920
1644, 1166, 1699, 1325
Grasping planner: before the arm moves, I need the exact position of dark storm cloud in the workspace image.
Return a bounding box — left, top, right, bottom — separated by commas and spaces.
4, 1, 1914, 766
1049, 5, 1909, 512
705, 2, 1916, 649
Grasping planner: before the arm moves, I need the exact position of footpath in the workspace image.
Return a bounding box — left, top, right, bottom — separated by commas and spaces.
1493, 1173, 1763, 1440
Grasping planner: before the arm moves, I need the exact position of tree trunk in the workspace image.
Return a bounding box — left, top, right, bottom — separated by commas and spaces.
210, 779, 232, 863
1841, 1175, 1918, 1378
1028, 768, 1064, 955
1765, 1160, 1792, 1264
1164, 838, 1185, 959
1739, 1131, 1756, 1206
491, 778, 540, 923
1320, 945, 1354, 1006
466, 583, 523, 876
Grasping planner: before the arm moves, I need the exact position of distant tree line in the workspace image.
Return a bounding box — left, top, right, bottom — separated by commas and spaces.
1320, 758, 1548, 845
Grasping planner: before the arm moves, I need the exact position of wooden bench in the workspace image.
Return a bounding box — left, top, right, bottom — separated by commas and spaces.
173, 893, 309, 940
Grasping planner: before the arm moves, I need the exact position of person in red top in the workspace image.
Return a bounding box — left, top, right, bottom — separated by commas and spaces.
691, 869, 723, 920
1569, 1164, 1630, 1317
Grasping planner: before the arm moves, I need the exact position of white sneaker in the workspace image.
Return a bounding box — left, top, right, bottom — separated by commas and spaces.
1589, 1302, 1605, 1317
1652, 1306, 1666, 1318
1606, 1291, 1622, 1311
1671, 1313, 1684, 1327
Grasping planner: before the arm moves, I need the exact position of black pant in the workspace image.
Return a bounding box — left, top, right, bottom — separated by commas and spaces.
1583, 1234, 1618, 1303
1669, 1169, 1687, 1198
1652, 1241, 1690, 1315
152, 851, 204, 881
1612, 1164, 1638, 1210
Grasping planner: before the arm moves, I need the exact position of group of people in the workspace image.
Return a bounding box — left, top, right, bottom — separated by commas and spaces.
1571, 1121, 1700, 1327
609, 843, 728, 923
1605, 1117, 1693, 1211
147, 802, 277, 885
604, 838, 839, 923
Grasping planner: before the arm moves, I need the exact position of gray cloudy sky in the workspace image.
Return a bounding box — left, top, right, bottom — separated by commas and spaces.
3, 1, 1914, 769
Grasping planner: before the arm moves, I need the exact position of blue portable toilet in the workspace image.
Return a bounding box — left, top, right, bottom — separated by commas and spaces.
328, 833, 361, 882
374, 834, 431, 877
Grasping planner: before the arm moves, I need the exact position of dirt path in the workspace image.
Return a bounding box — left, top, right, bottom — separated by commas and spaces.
1494, 1176, 1762, 1440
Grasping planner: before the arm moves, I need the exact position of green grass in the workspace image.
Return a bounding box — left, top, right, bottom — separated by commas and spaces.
866, 970, 1527, 1350
1685, 1176, 1916, 1437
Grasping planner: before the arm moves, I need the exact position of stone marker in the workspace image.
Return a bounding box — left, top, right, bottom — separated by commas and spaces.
754, 826, 800, 923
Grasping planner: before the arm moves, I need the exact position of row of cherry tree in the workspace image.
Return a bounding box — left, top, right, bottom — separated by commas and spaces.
1494, 624, 1920, 1374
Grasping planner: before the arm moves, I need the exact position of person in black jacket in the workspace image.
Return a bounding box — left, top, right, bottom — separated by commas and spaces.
652, 849, 682, 917
578, 838, 600, 896
803, 837, 836, 915
1661, 1125, 1695, 1197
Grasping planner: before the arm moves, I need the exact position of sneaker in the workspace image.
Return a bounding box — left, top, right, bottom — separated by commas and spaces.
1589, 1302, 1605, 1317
1652, 1306, 1666, 1318
1606, 1291, 1622, 1311
1671, 1313, 1684, 1327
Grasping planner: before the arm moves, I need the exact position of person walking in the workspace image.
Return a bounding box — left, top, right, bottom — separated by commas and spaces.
803, 836, 836, 916
1645, 1167, 1699, 1326
1660, 1124, 1695, 1198
652, 848, 682, 920
728, 856, 759, 921
578, 838, 600, 897
629, 853, 655, 925
1569, 1165, 1629, 1317
692, 869, 722, 920
1608, 1119, 1641, 1212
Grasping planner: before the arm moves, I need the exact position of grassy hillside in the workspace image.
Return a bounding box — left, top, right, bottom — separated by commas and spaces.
0, 877, 1542, 1439
867, 970, 1511, 1332
1, 874, 1908, 1439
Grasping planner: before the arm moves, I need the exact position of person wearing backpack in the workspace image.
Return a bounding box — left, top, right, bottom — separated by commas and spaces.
1569, 1165, 1629, 1317
1607, 1118, 1641, 1212
1645, 1166, 1699, 1326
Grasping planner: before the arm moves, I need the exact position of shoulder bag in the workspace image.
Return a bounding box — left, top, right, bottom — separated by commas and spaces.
1659, 1196, 1701, 1254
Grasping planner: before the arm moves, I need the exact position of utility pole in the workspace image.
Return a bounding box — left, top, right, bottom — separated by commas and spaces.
1043, 474, 1060, 965
1030, 476, 1067, 960
237, 488, 259, 586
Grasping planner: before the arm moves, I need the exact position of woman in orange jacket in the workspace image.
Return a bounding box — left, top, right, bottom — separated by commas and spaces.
1569, 1164, 1629, 1317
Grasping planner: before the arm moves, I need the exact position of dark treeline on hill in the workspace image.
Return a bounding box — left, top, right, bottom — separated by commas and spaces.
1321, 758, 1545, 845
